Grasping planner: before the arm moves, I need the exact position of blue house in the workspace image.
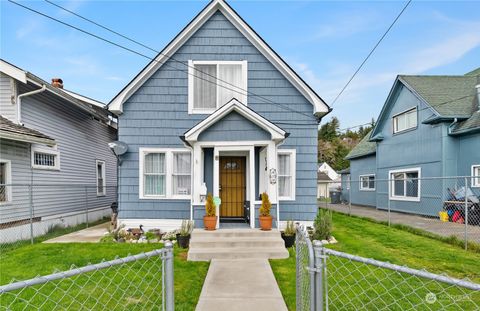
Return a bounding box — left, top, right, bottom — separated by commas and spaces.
342, 68, 480, 216
108, 0, 330, 230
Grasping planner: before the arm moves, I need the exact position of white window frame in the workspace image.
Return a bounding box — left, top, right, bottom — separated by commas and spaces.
472, 165, 480, 188
0, 159, 12, 204
139, 148, 192, 200
277, 149, 296, 201
393, 107, 417, 134
389, 167, 421, 202
31, 145, 60, 170
359, 174, 375, 191
96, 160, 106, 196
188, 60, 248, 114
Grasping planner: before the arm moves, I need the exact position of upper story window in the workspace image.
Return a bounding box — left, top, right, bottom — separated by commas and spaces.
393, 107, 417, 134
188, 60, 247, 114
31, 145, 60, 170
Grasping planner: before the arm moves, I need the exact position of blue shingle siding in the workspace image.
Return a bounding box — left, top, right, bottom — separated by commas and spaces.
198, 111, 271, 141
118, 10, 318, 221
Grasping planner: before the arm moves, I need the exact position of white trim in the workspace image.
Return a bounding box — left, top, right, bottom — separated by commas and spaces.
277, 149, 296, 201
31, 145, 60, 170
184, 99, 286, 142
359, 174, 375, 191
0, 159, 12, 204
188, 60, 248, 114
393, 107, 417, 134
388, 167, 421, 202
96, 160, 106, 196
108, 0, 329, 115
0, 60, 27, 84
139, 148, 191, 200
472, 165, 480, 188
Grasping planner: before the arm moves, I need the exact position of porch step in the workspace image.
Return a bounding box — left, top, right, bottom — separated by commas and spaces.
187, 229, 289, 261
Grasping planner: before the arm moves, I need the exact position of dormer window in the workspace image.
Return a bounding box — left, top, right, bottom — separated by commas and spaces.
188, 60, 247, 114
393, 107, 417, 134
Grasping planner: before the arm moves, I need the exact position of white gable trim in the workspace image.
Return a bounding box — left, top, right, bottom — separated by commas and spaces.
108, 0, 329, 115
184, 99, 286, 142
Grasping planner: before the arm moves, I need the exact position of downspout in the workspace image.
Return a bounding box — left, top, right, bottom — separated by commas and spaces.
17, 85, 47, 125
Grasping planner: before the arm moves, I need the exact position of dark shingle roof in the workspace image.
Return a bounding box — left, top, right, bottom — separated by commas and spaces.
346, 130, 376, 160
317, 171, 333, 182
338, 167, 350, 174
399, 74, 478, 118
0, 115, 55, 144
451, 111, 480, 134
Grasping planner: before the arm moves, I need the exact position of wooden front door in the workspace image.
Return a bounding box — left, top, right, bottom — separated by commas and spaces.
219, 157, 246, 218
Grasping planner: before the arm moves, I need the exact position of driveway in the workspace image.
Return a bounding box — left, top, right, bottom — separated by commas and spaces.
43, 222, 109, 243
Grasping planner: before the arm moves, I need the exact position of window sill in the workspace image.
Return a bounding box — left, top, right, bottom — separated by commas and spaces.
32, 166, 60, 171
360, 188, 375, 192
189, 109, 216, 115
393, 126, 417, 136
389, 196, 420, 202
139, 195, 191, 200
278, 196, 295, 201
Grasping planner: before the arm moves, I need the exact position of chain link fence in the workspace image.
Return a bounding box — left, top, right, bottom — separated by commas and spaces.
296, 225, 480, 311
0, 242, 174, 311
0, 184, 117, 251
296, 225, 315, 311
323, 176, 480, 250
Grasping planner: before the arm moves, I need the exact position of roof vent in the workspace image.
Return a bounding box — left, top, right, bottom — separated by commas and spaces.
51, 78, 63, 89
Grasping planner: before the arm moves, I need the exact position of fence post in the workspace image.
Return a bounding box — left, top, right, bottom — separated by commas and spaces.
387, 179, 391, 227
84, 186, 89, 228
164, 241, 174, 311
313, 241, 324, 311
325, 183, 328, 210
29, 184, 34, 244
348, 177, 352, 216
464, 177, 468, 251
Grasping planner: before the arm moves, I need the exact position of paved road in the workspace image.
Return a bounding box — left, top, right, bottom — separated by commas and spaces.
195, 258, 288, 311
324, 203, 480, 244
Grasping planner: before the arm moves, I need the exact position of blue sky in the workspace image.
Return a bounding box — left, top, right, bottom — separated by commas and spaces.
1, 0, 479, 129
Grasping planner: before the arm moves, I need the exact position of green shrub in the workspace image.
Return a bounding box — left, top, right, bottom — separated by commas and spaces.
283, 220, 295, 236
313, 209, 332, 240
259, 192, 271, 217
179, 220, 194, 237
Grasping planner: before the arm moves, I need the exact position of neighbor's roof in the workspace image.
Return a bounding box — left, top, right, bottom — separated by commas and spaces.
317, 171, 333, 182
338, 167, 350, 174
108, 0, 330, 116
0, 115, 55, 146
346, 130, 376, 160
399, 70, 478, 118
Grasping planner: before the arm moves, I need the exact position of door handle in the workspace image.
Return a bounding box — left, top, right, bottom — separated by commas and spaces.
219, 185, 222, 192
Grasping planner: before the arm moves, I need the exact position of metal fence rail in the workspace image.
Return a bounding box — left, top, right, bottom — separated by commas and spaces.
0, 242, 174, 311
295, 226, 480, 310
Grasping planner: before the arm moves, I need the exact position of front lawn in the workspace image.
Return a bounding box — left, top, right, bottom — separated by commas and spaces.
0, 243, 209, 310
270, 212, 480, 311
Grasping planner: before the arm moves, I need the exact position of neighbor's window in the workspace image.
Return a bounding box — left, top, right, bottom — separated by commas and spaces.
172, 152, 191, 197
96, 160, 106, 196
277, 150, 296, 200
0, 160, 11, 203
472, 165, 480, 187
359, 175, 375, 191
189, 60, 247, 114
140, 148, 191, 199
393, 108, 417, 133
389, 168, 420, 201
31, 145, 60, 170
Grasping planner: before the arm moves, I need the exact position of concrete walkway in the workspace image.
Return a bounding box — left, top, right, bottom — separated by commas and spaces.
43, 222, 109, 243
195, 258, 288, 311
325, 203, 480, 243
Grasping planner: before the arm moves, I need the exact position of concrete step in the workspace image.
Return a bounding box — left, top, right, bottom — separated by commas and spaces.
190, 237, 285, 248
187, 247, 289, 261
191, 229, 281, 238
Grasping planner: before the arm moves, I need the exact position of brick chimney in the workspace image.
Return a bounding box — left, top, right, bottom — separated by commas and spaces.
51, 78, 63, 89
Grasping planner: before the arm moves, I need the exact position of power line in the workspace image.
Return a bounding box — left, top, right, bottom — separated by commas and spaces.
331, 0, 412, 106
35, 0, 315, 120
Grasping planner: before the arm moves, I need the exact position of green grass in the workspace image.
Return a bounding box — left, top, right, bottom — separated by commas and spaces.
270, 212, 480, 311
0, 243, 209, 310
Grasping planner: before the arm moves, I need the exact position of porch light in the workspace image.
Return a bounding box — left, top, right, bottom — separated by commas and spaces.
200, 182, 207, 202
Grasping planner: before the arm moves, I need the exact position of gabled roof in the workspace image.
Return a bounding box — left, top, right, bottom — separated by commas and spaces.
317, 171, 333, 182
0, 115, 55, 146
346, 130, 376, 160
183, 99, 287, 143
108, 0, 330, 116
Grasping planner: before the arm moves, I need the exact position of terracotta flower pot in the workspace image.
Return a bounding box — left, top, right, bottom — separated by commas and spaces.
204, 216, 217, 231
259, 215, 272, 231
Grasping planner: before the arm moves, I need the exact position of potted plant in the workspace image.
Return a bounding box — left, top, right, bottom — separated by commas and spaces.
176, 220, 194, 248
281, 220, 296, 248
259, 192, 272, 231
204, 193, 217, 231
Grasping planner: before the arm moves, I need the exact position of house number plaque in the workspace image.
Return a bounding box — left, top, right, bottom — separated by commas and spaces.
269, 168, 277, 184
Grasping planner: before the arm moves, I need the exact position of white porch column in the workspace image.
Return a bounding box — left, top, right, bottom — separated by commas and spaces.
213, 147, 220, 229
267, 141, 278, 204
192, 143, 202, 204
249, 146, 255, 229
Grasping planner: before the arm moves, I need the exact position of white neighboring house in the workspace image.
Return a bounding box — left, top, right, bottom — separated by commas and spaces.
317, 162, 341, 199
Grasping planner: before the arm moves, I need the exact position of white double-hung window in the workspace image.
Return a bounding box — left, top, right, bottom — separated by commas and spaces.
359, 174, 375, 191
96, 160, 106, 196
188, 60, 247, 114
0, 160, 11, 203
389, 168, 421, 201
472, 165, 480, 187
277, 149, 296, 200
393, 107, 417, 133
139, 148, 191, 199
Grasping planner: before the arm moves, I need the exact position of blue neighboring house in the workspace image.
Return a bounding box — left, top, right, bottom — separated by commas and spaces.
341, 68, 480, 216
108, 0, 331, 230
